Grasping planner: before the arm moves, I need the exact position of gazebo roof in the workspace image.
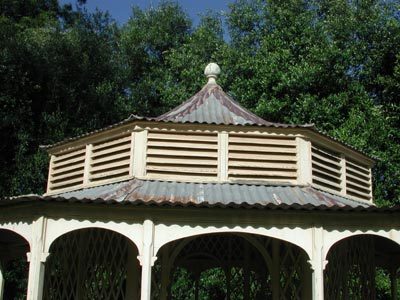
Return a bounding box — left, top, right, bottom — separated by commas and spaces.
155, 82, 311, 128
48, 179, 370, 208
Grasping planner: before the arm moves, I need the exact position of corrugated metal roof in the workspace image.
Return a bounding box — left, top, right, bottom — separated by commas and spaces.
155, 83, 311, 128
2, 179, 378, 210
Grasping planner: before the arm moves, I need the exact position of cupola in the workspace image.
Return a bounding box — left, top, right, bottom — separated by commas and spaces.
44, 63, 374, 205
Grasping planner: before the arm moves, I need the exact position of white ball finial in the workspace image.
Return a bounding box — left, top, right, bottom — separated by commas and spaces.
204, 62, 221, 84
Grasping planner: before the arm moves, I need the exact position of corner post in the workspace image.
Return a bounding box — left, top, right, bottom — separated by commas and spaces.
139, 219, 156, 300
26, 216, 49, 300
297, 137, 312, 185
309, 226, 327, 300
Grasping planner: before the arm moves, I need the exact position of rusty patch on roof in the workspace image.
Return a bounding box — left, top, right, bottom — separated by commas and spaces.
156, 83, 310, 128
27, 179, 371, 208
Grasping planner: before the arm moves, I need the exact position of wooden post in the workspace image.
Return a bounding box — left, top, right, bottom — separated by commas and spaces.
26, 216, 49, 300
0, 260, 4, 300
310, 226, 326, 300
296, 137, 312, 185
132, 130, 148, 177
218, 132, 228, 181
339, 154, 346, 196
139, 219, 156, 300
82, 144, 93, 186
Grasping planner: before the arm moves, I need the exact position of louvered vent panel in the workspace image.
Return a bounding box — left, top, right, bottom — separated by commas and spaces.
228, 135, 297, 181
311, 146, 342, 192
146, 131, 218, 180
49, 147, 85, 192
89, 134, 132, 184
346, 159, 371, 201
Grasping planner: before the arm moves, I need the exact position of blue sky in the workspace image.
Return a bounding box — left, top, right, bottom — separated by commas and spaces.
60, 0, 231, 26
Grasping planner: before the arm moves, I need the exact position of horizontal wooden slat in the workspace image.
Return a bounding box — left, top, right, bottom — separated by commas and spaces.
147, 148, 218, 158
312, 183, 342, 195
89, 169, 129, 180
92, 135, 131, 151
312, 146, 341, 161
228, 152, 296, 161
147, 156, 217, 166
312, 160, 341, 175
147, 166, 217, 174
229, 169, 296, 177
312, 153, 341, 169
346, 172, 370, 185
312, 176, 341, 190
148, 141, 218, 150
91, 143, 131, 158
229, 161, 296, 169
346, 187, 371, 198
53, 148, 86, 162
146, 173, 216, 181
90, 158, 130, 173
312, 169, 341, 183
346, 160, 369, 173
346, 166, 370, 180
50, 177, 83, 189
52, 156, 85, 169
51, 163, 84, 176
148, 132, 217, 142
229, 136, 296, 146
51, 169, 84, 180
229, 145, 296, 153
91, 152, 130, 165
346, 180, 370, 193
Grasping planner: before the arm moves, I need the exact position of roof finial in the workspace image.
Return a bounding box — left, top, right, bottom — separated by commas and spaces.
204, 62, 221, 84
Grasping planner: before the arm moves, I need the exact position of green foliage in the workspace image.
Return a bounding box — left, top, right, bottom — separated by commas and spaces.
3, 258, 28, 300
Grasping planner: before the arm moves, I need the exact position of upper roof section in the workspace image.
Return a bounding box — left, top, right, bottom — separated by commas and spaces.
42, 63, 375, 205
155, 63, 314, 128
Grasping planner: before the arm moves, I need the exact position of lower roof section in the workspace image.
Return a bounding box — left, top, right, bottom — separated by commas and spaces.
2, 179, 383, 210
53, 179, 371, 208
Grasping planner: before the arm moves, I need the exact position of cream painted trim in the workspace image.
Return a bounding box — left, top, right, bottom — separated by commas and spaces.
82, 144, 93, 186
297, 137, 312, 185
133, 130, 147, 177
152, 224, 313, 260
43, 219, 143, 254
218, 132, 228, 181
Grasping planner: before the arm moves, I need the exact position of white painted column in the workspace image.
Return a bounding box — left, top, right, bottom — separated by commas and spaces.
26, 216, 49, 300
309, 226, 327, 300
0, 260, 4, 300
138, 219, 156, 300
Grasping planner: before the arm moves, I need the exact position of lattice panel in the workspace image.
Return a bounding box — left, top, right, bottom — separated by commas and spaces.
228, 134, 297, 182
311, 145, 342, 193
325, 235, 376, 300
146, 131, 218, 181
43, 228, 138, 300
346, 159, 372, 201
279, 242, 305, 300
89, 134, 132, 184
162, 234, 270, 300
48, 147, 85, 192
